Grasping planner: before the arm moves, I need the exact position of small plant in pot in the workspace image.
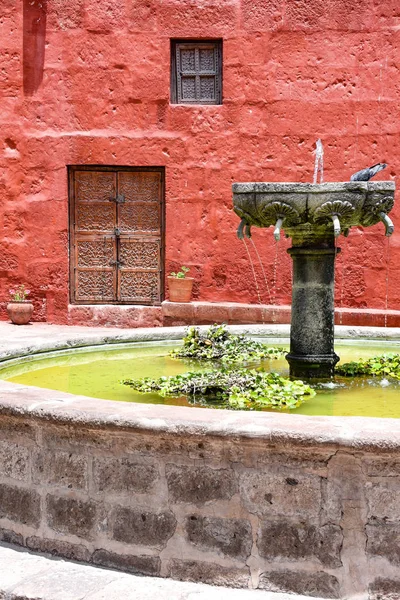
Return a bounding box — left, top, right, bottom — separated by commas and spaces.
168, 266, 194, 303
7, 285, 34, 325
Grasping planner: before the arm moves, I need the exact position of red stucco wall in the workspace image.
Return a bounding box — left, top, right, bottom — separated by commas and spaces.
1, 0, 399, 324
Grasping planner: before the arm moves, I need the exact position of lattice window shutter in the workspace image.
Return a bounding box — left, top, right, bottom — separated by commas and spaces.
175, 42, 221, 105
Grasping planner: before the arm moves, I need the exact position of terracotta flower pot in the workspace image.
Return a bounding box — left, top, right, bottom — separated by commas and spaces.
167, 277, 194, 303
7, 302, 34, 325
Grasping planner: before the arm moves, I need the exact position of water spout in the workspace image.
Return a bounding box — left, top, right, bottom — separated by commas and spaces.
332, 214, 341, 237
237, 218, 245, 239
237, 218, 252, 240
274, 217, 284, 241
379, 212, 394, 236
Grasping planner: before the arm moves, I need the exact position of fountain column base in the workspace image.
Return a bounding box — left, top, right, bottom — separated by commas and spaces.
286, 352, 340, 379
286, 245, 340, 379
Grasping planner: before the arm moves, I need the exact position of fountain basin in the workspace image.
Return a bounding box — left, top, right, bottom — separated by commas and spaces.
232, 181, 395, 239
1, 324, 400, 599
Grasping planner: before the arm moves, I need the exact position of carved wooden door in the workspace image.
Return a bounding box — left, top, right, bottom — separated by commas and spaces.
69, 167, 164, 305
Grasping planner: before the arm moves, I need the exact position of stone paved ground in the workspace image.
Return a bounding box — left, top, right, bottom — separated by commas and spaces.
0, 543, 326, 600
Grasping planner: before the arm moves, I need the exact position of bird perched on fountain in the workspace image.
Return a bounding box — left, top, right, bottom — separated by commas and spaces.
350, 163, 387, 181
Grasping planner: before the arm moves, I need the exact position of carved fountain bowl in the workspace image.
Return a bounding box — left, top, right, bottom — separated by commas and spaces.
232, 181, 395, 234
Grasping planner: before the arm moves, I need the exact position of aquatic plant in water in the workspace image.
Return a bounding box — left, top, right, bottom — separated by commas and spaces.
169, 324, 285, 365
336, 353, 400, 380
122, 369, 315, 411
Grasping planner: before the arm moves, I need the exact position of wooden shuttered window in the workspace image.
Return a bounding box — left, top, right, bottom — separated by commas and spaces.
171, 40, 222, 105
69, 166, 164, 305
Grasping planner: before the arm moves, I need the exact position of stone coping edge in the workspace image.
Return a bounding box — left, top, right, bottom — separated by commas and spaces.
232, 180, 395, 193
1, 377, 400, 453
1, 324, 400, 452
1, 324, 400, 364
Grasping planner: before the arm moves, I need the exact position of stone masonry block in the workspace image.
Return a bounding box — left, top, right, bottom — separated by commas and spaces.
84, 0, 125, 31
367, 520, 400, 565
47, 0, 84, 30
46, 494, 97, 540
161, 301, 195, 319
112, 507, 176, 549
241, 0, 283, 31
0, 483, 40, 527
0, 527, 24, 546
258, 521, 343, 568
194, 302, 231, 324
42, 425, 115, 452
166, 465, 237, 504
167, 559, 250, 589
259, 569, 341, 599
0, 417, 36, 442
366, 480, 400, 520
185, 515, 252, 560
0, 441, 30, 482
369, 577, 400, 600
92, 457, 158, 494
26, 536, 91, 562
92, 549, 161, 576
240, 471, 321, 518
33, 450, 88, 490
364, 458, 400, 477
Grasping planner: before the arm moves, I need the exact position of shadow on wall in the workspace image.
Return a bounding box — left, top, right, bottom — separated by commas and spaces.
23, 0, 47, 95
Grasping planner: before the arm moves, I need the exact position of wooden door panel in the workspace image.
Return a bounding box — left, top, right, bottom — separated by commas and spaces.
118, 171, 161, 202
118, 171, 162, 235
75, 171, 116, 203
76, 238, 115, 267
71, 170, 118, 303
118, 237, 161, 303
75, 269, 116, 302
74, 170, 117, 235
76, 203, 116, 233
118, 271, 160, 303
118, 202, 160, 234
74, 235, 117, 303
119, 238, 160, 269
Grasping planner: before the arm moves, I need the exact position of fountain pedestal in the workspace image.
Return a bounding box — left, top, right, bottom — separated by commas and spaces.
286, 243, 340, 378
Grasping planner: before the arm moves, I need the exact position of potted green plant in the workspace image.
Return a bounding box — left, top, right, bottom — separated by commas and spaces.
168, 266, 194, 302
7, 285, 34, 325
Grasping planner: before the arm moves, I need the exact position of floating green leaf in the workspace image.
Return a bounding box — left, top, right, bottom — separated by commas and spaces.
336, 353, 400, 380
169, 324, 285, 366
122, 368, 315, 411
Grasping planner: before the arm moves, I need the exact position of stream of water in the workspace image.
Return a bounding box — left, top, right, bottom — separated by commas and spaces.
313, 138, 324, 184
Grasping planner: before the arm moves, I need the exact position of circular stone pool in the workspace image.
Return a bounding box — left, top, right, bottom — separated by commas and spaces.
2, 323, 400, 599
1, 338, 400, 418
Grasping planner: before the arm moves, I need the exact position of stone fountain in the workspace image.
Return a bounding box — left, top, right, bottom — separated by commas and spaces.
232, 180, 395, 378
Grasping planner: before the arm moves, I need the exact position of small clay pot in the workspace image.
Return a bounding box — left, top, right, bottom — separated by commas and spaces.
167, 277, 194, 303
7, 302, 34, 325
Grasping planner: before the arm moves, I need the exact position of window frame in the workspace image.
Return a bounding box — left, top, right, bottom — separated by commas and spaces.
171, 39, 223, 105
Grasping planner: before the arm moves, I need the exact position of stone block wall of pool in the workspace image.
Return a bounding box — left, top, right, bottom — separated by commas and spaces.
1, 324, 400, 599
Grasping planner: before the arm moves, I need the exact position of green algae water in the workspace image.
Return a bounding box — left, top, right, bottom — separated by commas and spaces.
1, 341, 400, 418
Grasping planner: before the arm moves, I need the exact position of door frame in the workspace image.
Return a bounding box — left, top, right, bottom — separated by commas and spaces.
68, 165, 165, 305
